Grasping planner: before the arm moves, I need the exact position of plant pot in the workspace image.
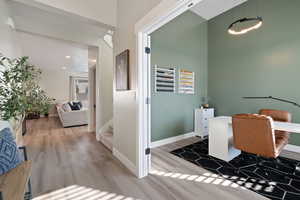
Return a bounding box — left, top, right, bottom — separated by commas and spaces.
26, 113, 40, 120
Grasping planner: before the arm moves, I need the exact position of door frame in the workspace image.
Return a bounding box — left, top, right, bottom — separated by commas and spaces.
135, 0, 203, 178
88, 65, 97, 132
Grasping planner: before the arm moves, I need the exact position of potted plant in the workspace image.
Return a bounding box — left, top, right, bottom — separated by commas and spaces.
40, 95, 55, 117
26, 87, 54, 119
0, 54, 31, 140
0, 53, 53, 142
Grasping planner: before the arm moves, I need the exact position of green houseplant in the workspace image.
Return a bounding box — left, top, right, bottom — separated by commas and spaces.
0, 53, 53, 141
40, 92, 54, 117
26, 85, 54, 119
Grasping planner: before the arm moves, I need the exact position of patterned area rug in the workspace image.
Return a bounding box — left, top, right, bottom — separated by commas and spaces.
171, 139, 300, 200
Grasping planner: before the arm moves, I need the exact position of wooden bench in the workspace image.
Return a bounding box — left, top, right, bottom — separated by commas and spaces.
0, 146, 32, 200
0, 161, 31, 200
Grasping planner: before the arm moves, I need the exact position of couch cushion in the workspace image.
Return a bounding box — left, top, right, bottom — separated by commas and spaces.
68, 102, 81, 111
62, 103, 72, 112
0, 128, 22, 175
73, 101, 82, 109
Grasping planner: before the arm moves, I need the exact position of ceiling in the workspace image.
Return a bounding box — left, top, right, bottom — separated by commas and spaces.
18, 31, 91, 73
190, 0, 247, 20
9, 0, 110, 47
32, 0, 117, 27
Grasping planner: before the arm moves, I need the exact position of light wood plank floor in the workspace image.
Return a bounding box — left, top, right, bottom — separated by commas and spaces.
24, 117, 299, 200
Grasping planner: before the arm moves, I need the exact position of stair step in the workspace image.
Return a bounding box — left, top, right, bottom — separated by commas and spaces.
99, 132, 113, 151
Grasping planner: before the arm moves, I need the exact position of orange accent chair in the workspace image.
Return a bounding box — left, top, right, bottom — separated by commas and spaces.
232, 109, 291, 158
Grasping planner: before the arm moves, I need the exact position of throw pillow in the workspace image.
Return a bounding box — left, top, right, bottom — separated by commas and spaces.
62, 103, 72, 112
68, 102, 80, 111
73, 101, 82, 109
0, 128, 22, 175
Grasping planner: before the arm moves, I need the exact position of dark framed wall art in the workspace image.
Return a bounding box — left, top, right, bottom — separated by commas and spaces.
115, 49, 130, 91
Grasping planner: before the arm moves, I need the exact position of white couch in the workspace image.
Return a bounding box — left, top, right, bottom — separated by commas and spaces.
56, 105, 88, 128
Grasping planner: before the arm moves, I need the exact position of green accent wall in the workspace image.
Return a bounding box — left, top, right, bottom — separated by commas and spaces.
151, 11, 208, 142
208, 0, 300, 145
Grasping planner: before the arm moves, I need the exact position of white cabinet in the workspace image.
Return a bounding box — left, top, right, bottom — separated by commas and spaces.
194, 108, 214, 137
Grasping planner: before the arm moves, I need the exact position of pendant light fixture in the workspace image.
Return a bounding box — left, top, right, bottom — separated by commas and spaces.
228, 17, 262, 35
228, 0, 262, 35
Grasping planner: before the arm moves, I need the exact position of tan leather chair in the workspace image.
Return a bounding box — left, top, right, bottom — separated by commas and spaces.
232, 113, 289, 158
259, 109, 291, 142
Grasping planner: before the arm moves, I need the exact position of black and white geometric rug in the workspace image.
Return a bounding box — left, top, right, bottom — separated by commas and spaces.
171, 139, 300, 200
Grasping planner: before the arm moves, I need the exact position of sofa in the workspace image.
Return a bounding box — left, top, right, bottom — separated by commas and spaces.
56, 102, 88, 128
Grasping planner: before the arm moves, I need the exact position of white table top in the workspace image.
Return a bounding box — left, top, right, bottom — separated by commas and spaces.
212, 116, 300, 134
273, 121, 300, 133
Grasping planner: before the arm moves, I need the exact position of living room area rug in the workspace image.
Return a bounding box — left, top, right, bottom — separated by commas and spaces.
171, 139, 300, 200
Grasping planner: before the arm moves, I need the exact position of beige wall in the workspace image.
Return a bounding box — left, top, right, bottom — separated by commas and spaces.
114, 0, 162, 165
0, 0, 21, 59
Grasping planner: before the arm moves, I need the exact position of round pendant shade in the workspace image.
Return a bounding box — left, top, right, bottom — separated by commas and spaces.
228, 17, 263, 35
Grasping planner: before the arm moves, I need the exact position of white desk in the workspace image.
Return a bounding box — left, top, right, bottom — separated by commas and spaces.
208, 116, 300, 162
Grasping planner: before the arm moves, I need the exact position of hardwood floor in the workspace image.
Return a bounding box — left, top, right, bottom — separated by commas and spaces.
24, 117, 286, 200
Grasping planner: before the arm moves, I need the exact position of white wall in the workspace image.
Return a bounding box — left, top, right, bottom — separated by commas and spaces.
17, 32, 89, 102
10, 0, 109, 47
96, 40, 113, 133
114, 0, 162, 167
33, 0, 117, 27
0, 0, 21, 59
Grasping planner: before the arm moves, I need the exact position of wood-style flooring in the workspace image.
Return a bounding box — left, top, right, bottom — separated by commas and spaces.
24, 117, 299, 200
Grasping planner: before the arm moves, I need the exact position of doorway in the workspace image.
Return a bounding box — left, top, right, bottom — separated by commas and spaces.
88, 65, 97, 132
136, 0, 253, 178
136, 0, 202, 178
70, 76, 89, 107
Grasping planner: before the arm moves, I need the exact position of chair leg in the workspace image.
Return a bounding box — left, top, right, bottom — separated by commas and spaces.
19, 146, 32, 200
256, 155, 265, 165
256, 155, 272, 176
274, 158, 282, 169
24, 179, 32, 200
257, 156, 283, 177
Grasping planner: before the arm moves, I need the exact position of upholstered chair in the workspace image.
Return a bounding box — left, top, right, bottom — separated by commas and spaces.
232, 113, 289, 158
259, 109, 291, 143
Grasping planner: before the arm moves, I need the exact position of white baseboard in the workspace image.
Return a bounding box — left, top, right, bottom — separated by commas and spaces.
113, 148, 137, 176
151, 132, 196, 148
284, 144, 300, 153
96, 130, 101, 141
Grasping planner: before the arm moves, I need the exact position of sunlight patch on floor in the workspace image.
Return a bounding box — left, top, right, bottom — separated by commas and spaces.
33, 185, 141, 200
150, 170, 276, 193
